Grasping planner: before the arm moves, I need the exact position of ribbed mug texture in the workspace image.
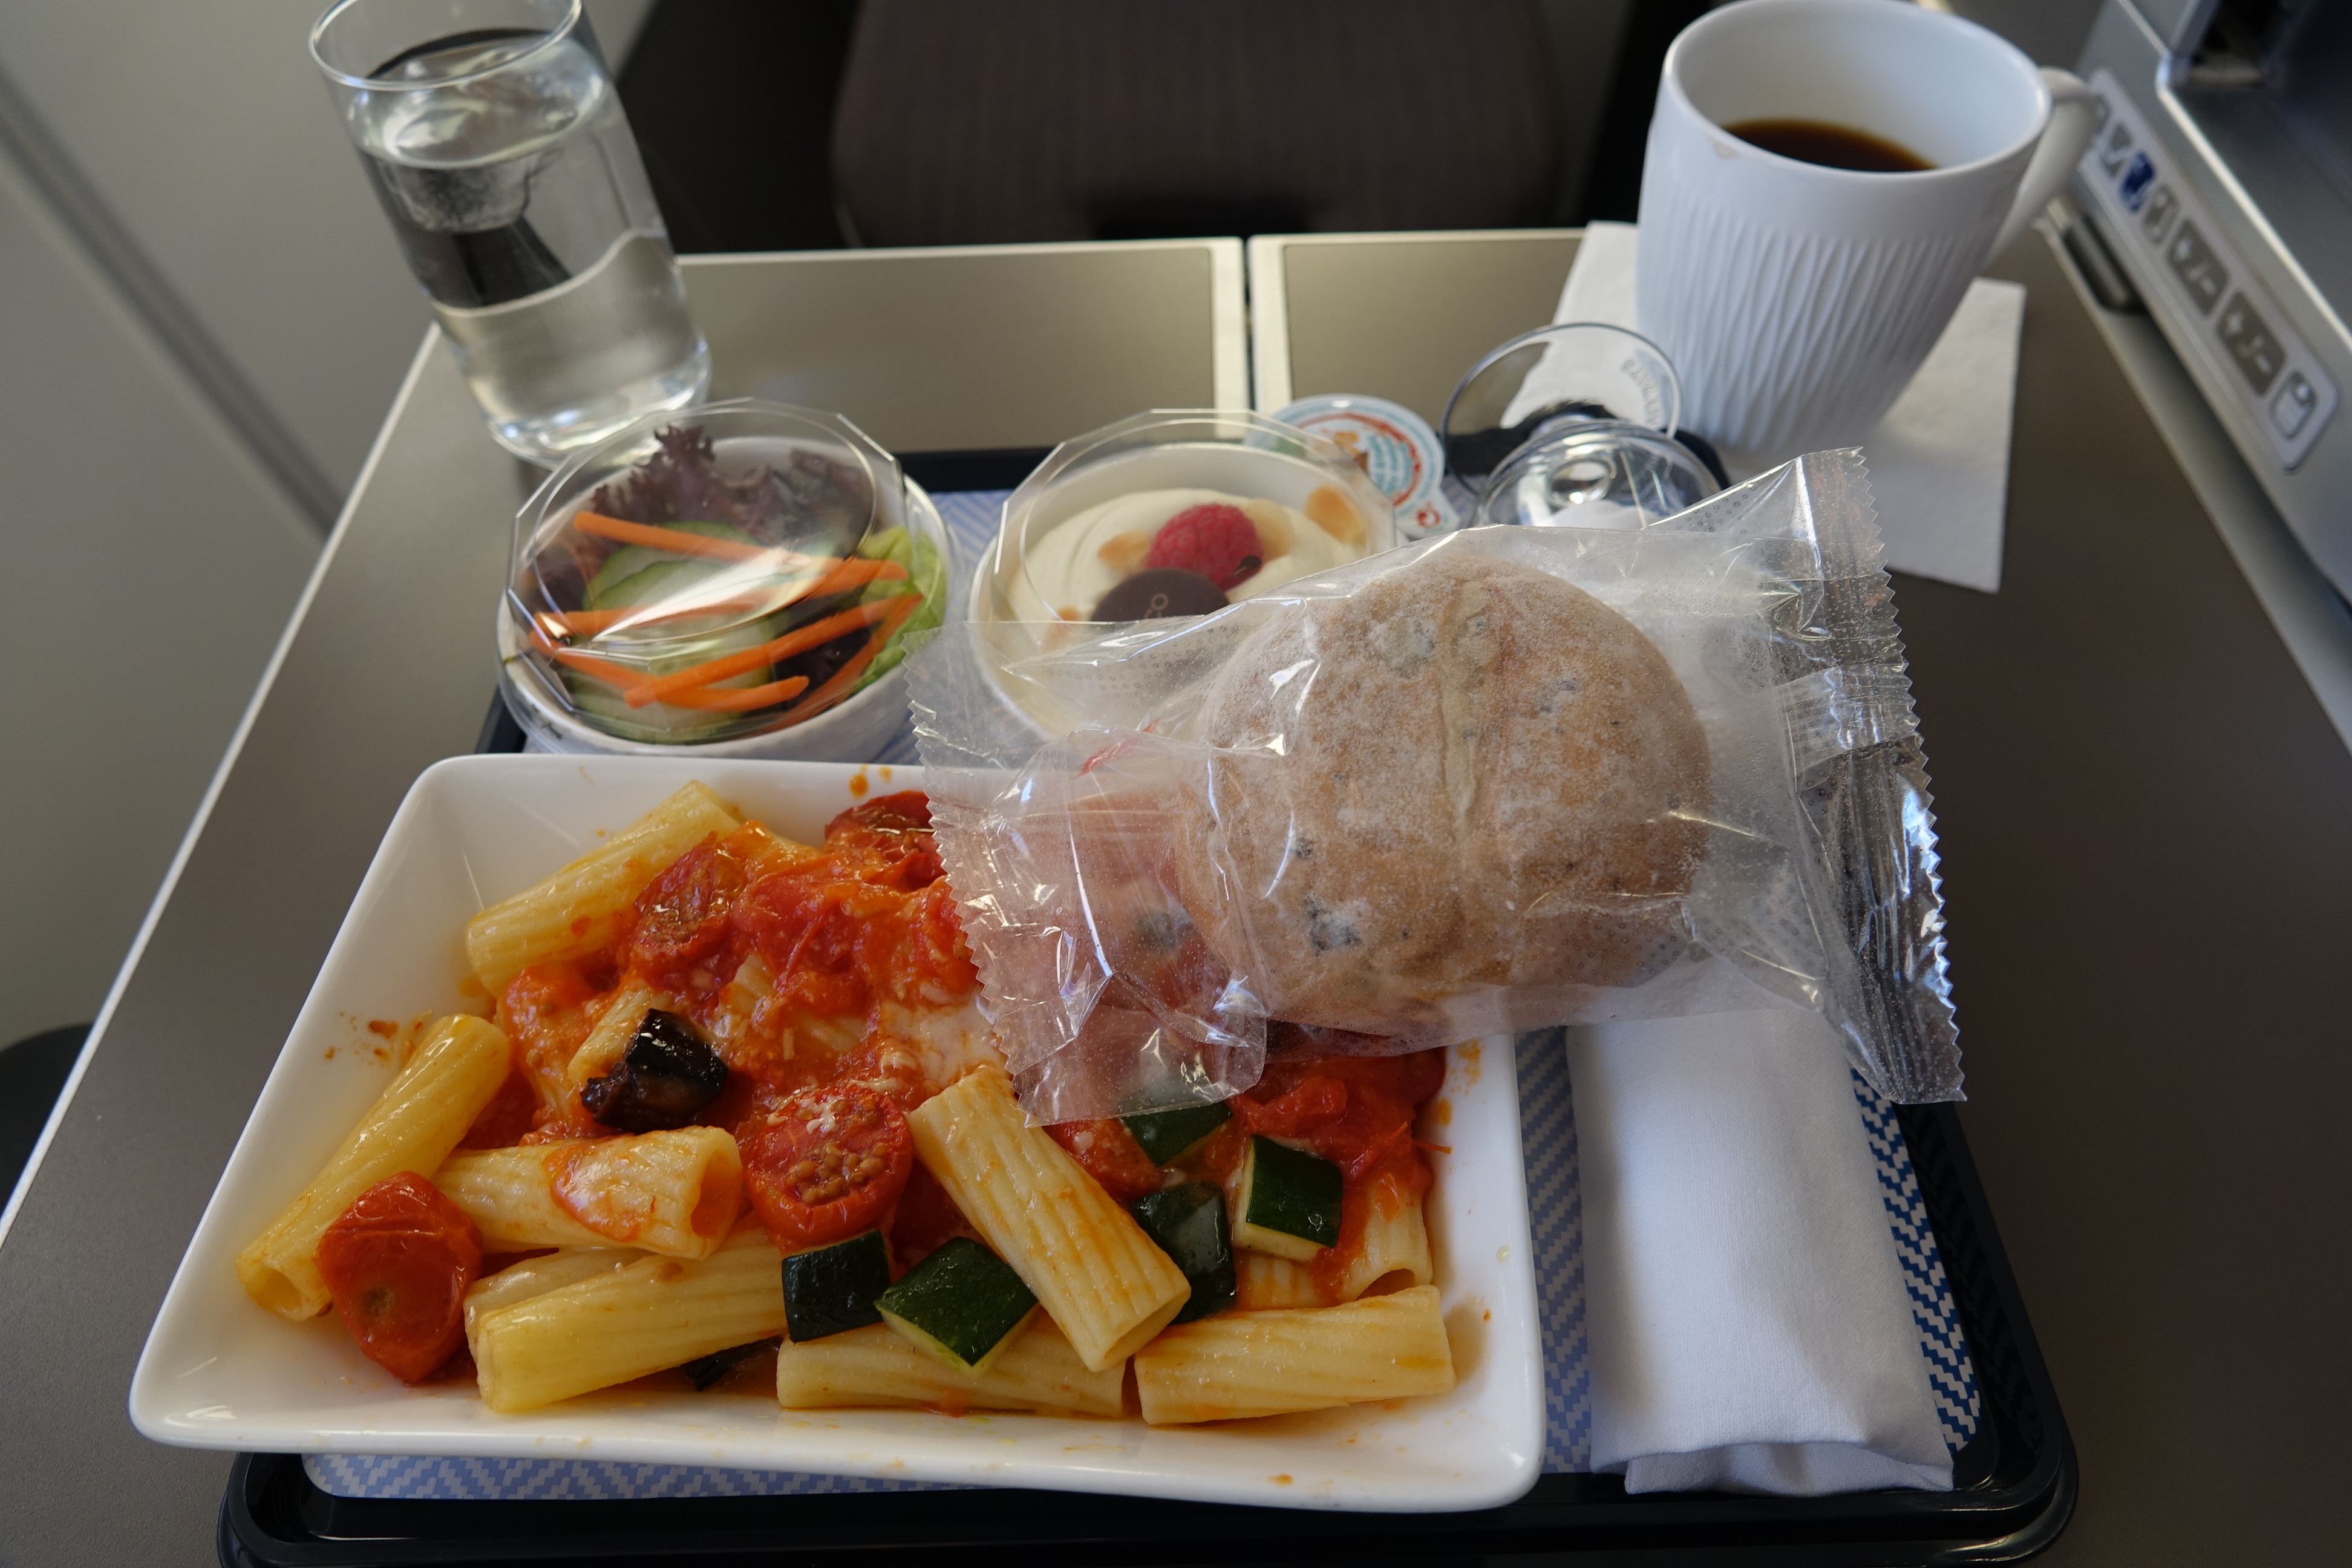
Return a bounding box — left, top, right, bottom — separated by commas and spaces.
1636, 152, 2005, 454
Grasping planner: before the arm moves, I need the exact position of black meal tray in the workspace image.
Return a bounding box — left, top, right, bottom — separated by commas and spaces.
221, 458, 2074, 1564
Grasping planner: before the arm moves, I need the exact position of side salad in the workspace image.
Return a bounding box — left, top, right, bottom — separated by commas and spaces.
508, 425, 945, 746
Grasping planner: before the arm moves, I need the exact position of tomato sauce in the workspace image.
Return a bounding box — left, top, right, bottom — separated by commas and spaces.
492, 791, 982, 1142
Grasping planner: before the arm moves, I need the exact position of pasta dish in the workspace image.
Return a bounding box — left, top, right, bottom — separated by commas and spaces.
232, 781, 1454, 1425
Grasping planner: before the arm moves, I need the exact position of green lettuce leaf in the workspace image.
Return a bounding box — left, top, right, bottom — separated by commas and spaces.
852, 526, 947, 690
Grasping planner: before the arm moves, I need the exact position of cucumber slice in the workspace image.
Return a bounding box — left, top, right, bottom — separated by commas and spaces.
874, 1236, 1037, 1375
585, 520, 759, 610
564, 676, 733, 743
1121, 1102, 1232, 1166
561, 540, 784, 741
1232, 1135, 1342, 1261
587, 558, 716, 615
781, 1229, 891, 1343
1127, 1182, 1235, 1324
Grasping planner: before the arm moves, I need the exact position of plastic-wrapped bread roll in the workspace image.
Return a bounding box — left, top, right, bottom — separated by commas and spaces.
1176, 552, 1712, 1036
906, 1066, 1189, 1372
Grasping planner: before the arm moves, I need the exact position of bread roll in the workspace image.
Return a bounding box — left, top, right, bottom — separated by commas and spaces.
1176, 552, 1710, 1030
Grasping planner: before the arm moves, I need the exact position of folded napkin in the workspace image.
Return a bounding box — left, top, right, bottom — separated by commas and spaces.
1504, 221, 2023, 593
1567, 1009, 1953, 1495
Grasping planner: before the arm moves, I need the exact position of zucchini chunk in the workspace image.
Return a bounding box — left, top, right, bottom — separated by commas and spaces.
1128, 1182, 1235, 1324
1120, 1101, 1232, 1166
874, 1236, 1038, 1376
781, 1229, 892, 1343
1232, 1135, 1342, 1262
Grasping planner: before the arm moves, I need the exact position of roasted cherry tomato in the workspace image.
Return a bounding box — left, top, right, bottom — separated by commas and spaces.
458, 1067, 541, 1149
742, 1083, 915, 1250
886, 1160, 982, 1272
628, 835, 748, 973
823, 791, 944, 890
316, 1172, 483, 1383
1240, 1075, 1349, 1139
1046, 1117, 1163, 1203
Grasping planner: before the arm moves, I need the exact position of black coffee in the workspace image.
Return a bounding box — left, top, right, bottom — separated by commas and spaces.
1723, 119, 1932, 174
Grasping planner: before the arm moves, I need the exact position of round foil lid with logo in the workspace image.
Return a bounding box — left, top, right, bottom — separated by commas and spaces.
1272, 394, 1458, 539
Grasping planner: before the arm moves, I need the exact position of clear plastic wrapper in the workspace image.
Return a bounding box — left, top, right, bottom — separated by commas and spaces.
910, 451, 1959, 1120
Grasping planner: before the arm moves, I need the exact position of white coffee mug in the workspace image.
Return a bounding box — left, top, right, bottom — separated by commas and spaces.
1635, 0, 2096, 453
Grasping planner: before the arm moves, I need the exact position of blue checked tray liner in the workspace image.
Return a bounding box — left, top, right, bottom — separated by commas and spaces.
319, 491, 1980, 1501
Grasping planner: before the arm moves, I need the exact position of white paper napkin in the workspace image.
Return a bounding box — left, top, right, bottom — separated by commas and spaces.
1505, 221, 2023, 593
1567, 1009, 1953, 1495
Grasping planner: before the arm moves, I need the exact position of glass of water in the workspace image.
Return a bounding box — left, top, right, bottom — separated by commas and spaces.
310, 0, 710, 464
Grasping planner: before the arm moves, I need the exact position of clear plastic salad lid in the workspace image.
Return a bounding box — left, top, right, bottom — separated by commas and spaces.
502, 399, 946, 746
1440, 322, 1724, 531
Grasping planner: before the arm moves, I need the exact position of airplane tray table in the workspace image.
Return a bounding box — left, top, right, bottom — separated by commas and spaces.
22, 231, 2341, 1566
213, 452, 2073, 1567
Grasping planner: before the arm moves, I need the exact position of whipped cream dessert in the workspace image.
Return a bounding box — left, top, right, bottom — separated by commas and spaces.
1013, 485, 1371, 622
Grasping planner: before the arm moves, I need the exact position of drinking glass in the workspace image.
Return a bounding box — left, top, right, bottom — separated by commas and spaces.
310, 0, 710, 463
1440, 323, 1722, 531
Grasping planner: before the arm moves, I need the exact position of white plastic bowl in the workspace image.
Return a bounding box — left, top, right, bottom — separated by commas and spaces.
498, 479, 950, 763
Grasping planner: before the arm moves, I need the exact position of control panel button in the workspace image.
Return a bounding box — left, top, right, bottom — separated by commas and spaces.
2270, 371, 2318, 439
2096, 119, 2134, 177
2167, 222, 2229, 315
2141, 184, 2178, 243
2121, 151, 2156, 211
2218, 293, 2284, 394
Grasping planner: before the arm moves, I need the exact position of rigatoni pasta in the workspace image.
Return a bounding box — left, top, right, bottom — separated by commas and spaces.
435, 1127, 741, 1258
234, 1014, 510, 1319
462, 1247, 644, 1342
1132, 1285, 1456, 1425
908, 1066, 1191, 1372
463, 781, 739, 991
776, 1319, 1123, 1417
1334, 1175, 1435, 1302
471, 1226, 786, 1413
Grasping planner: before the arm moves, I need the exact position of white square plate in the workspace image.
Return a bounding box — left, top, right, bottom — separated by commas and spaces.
132, 756, 1542, 1512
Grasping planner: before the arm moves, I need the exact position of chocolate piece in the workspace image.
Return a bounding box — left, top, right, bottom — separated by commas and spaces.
1093, 567, 1227, 622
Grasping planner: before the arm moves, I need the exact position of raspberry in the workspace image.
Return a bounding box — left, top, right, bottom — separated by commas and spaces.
1145, 503, 1264, 590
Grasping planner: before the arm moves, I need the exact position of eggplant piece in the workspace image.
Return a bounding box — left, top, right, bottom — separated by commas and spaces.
581, 1009, 728, 1132
678, 1338, 776, 1391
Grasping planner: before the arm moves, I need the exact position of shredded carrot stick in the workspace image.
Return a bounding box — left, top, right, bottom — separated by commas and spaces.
539, 638, 809, 713
622, 597, 905, 708
766, 593, 924, 732
534, 597, 773, 638
545, 645, 655, 690
570, 511, 823, 568
799, 555, 910, 595
662, 674, 812, 712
